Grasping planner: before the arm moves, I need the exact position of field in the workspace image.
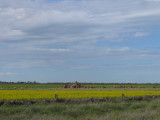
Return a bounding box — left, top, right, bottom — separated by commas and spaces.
0, 83, 160, 89
0, 83, 62, 89
1, 90, 160, 100
0, 83, 160, 120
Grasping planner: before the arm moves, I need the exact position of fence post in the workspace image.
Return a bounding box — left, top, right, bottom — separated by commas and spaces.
122, 93, 125, 99
55, 94, 58, 101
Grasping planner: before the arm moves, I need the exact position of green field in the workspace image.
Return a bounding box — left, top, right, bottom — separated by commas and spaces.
0, 84, 62, 89
83, 84, 160, 88
0, 83, 160, 89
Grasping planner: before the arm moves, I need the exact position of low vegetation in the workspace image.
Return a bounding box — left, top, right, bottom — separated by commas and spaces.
0, 97, 160, 120
0, 82, 160, 89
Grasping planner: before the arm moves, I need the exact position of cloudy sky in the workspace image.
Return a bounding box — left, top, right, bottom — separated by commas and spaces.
0, 0, 160, 83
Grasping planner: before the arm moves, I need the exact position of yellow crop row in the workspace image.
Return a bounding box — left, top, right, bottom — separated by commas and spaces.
0, 90, 160, 100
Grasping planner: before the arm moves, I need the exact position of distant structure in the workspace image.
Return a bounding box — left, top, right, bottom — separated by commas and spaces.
63, 81, 82, 88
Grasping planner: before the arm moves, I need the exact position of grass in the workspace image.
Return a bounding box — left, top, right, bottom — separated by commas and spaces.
84, 84, 160, 88
0, 97, 160, 120
0, 83, 160, 90
0, 84, 62, 89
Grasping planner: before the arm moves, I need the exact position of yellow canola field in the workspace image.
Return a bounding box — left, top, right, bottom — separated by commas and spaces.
0, 90, 160, 100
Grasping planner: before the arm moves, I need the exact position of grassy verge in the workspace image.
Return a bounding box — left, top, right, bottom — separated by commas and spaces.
0, 97, 160, 120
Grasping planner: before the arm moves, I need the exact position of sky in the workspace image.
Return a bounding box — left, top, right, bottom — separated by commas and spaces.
0, 0, 160, 83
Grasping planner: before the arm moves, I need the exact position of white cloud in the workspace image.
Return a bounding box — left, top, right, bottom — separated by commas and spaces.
0, 73, 4, 76
105, 47, 130, 53
0, 0, 160, 69
29, 47, 70, 53
134, 32, 149, 37
5, 72, 19, 76
50, 48, 70, 52
0, 72, 19, 76
147, 0, 160, 2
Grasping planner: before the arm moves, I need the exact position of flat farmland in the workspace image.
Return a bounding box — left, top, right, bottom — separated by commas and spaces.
0, 83, 160, 89
0, 83, 160, 120
0, 90, 160, 100
0, 83, 62, 89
